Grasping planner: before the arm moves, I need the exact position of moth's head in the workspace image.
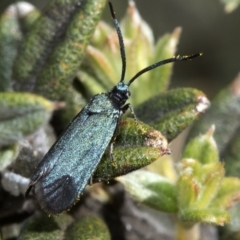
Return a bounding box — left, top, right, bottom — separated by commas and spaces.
110, 82, 130, 106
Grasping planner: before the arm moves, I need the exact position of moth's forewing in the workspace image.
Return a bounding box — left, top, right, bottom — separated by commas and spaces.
27, 94, 120, 214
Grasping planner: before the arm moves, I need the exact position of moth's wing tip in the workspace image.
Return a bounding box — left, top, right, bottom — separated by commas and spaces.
34, 174, 80, 215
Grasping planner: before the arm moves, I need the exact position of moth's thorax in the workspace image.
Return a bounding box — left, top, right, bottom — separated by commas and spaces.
109, 82, 131, 108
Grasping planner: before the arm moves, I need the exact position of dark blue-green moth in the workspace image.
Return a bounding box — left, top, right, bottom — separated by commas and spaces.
26, 2, 201, 215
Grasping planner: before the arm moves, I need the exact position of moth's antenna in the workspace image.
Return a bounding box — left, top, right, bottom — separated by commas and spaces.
109, 1, 126, 82
128, 53, 202, 86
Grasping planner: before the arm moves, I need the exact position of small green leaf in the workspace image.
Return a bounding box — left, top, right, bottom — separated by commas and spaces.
93, 118, 170, 181
114, 118, 169, 149
65, 216, 111, 240
177, 174, 200, 210
178, 158, 225, 210
120, 1, 153, 43
91, 21, 112, 48
81, 45, 117, 90
0, 3, 21, 91
18, 214, 73, 239
123, 31, 153, 105
179, 208, 230, 225
94, 146, 166, 182
0, 92, 57, 119
148, 27, 181, 94
135, 87, 209, 122
13, 0, 88, 91
178, 156, 227, 213
183, 126, 219, 164
188, 75, 240, 154
12, 0, 107, 100
34, 0, 107, 100
77, 69, 108, 98
180, 158, 202, 180
119, 2, 154, 105
19, 214, 62, 240
135, 88, 209, 141
193, 163, 224, 209
211, 177, 240, 208
0, 92, 61, 146
118, 170, 178, 213
153, 104, 208, 142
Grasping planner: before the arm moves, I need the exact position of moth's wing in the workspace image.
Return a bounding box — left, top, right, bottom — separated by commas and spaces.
26, 105, 91, 189
28, 106, 119, 214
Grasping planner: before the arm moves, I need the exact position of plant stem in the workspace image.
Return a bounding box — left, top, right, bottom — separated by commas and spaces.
176, 221, 200, 240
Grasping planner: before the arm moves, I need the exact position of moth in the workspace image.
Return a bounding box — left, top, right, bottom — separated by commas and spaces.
26, 1, 201, 215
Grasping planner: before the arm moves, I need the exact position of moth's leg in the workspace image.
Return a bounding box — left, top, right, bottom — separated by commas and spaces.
109, 104, 138, 161
108, 111, 123, 161
121, 103, 138, 121
89, 176, 93, 186
109, 142, 114, 161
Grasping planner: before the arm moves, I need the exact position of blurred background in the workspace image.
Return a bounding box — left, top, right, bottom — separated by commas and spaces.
0, 0, 239, 99
105, 0, 240, 100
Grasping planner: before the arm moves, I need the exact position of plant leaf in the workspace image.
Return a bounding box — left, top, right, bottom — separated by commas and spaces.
135, 88, 210, 141
34, 0, 107, 100
179, 208, 230, 225
18, 213, 73, 240
118, 170, 178, 213
211, 177, 240, 208
188, 74, 240, 154
148, 27, 181, 94
0, 92, 61, 146
0, 3, 21, 91
65, 216, 111, 240
135, 88, 209, 123
93, 118, 170, 181
183, 126, 219, 164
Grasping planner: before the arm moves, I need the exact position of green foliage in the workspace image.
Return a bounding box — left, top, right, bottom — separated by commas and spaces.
79, 2, 181, 105
0, 0, 240, 239
0, 92, 63, 146
188, 76, 240, 154
19, 214, 110, 240
119, 170, 178, 213
120, 127, 240, 228
65, 216, 111, 240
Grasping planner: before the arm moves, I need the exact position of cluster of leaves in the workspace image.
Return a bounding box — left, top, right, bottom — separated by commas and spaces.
0, 0, 240, 240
